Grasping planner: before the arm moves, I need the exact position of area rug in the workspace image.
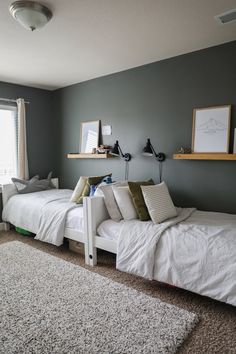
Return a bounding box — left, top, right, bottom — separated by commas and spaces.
0, 241, 198, 354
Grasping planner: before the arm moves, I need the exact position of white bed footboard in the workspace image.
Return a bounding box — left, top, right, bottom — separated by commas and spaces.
84, 196, 110, 266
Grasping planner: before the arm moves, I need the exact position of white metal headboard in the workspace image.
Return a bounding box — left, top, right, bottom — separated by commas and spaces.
1, 178, 59, 207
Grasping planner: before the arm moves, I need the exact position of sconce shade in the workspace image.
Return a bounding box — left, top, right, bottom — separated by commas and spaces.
143, 138, 154, 156
110, 140, 120, 156
110, 140, 131, 162
142, 138, 165, 162
9, 1, 52, 31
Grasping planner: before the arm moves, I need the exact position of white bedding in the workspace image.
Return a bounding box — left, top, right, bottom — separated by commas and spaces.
98, 210, 236, 306
65, 207, 84, 231
117, 208, 195, 279
2, 189, 84, 245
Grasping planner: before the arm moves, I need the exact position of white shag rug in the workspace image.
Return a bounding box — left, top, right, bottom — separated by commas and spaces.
0, 241, 198, 354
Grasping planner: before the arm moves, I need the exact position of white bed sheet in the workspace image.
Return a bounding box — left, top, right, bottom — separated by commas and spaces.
98, 210, 236, 306
97, 219, 124, 241
2, 189, 84, 233
66, 206, 84, 231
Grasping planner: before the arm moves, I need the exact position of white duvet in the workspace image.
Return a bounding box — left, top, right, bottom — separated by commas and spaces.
115, 209, 236, 306
117, 208, 195, 279
2, 189, 81, 246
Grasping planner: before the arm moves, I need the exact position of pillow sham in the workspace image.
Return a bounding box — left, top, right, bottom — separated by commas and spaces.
11, 174, 39, 192
70, 176, 87, 202
128, 179, 154, 221
94, 182, 106, 197
12, 172, 54, 194
76, 173, 112, 204
141, 182, 177, 224
95, 181, 128, 221
87, 174, 111, 186
112, 185, 138, 220
89, 175, 113, 197
76, 183, 90, 204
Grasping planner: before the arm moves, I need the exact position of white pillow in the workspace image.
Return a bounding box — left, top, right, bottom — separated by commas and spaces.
95, 182, 128, 221
112, 186, 138, 220
94, 182, 107, 197
141, 182, 177, 224
70, 176, 87, 202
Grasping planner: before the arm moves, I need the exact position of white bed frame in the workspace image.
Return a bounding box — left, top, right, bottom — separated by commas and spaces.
85, 196, 117, 266
1, 179, 85, 264
1, 179, 115, 266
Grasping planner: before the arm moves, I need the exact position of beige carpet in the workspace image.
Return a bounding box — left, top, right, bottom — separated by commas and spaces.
1, 230, 236, 354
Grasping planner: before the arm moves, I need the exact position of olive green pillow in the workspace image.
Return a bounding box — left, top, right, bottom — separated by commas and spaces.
128, 179, 154, 221
76, 173, 112, 204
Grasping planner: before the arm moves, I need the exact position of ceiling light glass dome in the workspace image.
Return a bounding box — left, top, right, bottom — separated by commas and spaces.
9, 1, 52, 31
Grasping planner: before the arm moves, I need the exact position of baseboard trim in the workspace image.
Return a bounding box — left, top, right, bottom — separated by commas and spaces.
0, 222, 5, 231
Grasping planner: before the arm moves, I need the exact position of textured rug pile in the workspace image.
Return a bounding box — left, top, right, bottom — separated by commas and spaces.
0, 241, 198, 353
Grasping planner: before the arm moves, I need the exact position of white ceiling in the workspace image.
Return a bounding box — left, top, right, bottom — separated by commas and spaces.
0, 0, 236, 90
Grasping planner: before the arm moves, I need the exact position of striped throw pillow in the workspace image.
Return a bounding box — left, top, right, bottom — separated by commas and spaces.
141, 182, 177, 224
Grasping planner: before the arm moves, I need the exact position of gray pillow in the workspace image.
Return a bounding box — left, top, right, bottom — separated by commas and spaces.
12, 172, 55, 194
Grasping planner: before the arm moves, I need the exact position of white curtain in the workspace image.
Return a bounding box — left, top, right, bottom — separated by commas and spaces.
16, 98, 29, 180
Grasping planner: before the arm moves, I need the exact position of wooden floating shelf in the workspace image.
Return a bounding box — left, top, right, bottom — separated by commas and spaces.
67, 153, 115, 159
173, 153, 236, 160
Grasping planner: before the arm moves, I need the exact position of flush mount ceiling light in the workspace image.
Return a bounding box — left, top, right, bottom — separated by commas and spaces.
9, 1, 52, 31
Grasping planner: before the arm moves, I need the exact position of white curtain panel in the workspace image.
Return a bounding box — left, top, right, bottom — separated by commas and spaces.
17, 98, 29, 180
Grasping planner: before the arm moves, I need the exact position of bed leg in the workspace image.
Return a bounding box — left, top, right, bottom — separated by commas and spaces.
84, 197, 98, 267
84, 241, 90, 265
88, 247, 97, 266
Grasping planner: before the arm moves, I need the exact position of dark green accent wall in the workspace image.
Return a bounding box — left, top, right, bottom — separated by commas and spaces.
0, 81, 57, 221
55, 40, 236, 214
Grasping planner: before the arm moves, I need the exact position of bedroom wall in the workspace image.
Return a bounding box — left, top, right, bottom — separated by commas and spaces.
54, 40, 236, 214
58, 41, 236, 213
54, 41, 236, 213
0, 81, 57, 221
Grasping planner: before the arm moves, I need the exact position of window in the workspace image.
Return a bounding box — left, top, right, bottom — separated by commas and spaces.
0, 105, 17, 184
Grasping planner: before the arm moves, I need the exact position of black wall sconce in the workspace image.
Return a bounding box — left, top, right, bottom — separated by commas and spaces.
143, 138, 165, 162
110, 140, 131, 180
110, 140, 131, 161
143, 138, 165, 182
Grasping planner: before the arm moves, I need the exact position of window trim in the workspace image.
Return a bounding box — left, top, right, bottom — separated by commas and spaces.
0, 104, 18, 186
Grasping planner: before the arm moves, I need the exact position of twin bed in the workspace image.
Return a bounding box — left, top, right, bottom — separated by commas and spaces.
1, 179, 109, 265
2, 180, 236, 307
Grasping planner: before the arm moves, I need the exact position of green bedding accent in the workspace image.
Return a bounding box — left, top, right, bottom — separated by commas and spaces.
128, 179, 154, 221
15, 227, 32, 236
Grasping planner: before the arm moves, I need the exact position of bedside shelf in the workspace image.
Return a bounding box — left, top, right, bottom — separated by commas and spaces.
173, 153, 236, 160
67, 153, 115, 159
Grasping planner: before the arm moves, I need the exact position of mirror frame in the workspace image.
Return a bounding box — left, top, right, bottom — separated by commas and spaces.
80, 120, 100, 153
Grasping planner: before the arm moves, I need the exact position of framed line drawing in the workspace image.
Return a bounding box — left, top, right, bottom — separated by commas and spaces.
192, 105, 231, 153
80, 120, 100, 153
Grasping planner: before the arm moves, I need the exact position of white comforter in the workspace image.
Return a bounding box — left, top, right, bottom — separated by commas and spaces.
2, 189, 78, 246
117, 208, 195, 279
116, 209, 236, 306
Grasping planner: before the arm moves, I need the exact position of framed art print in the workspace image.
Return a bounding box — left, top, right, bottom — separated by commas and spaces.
80, 120, 100, 153
192, 105, 231, 153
